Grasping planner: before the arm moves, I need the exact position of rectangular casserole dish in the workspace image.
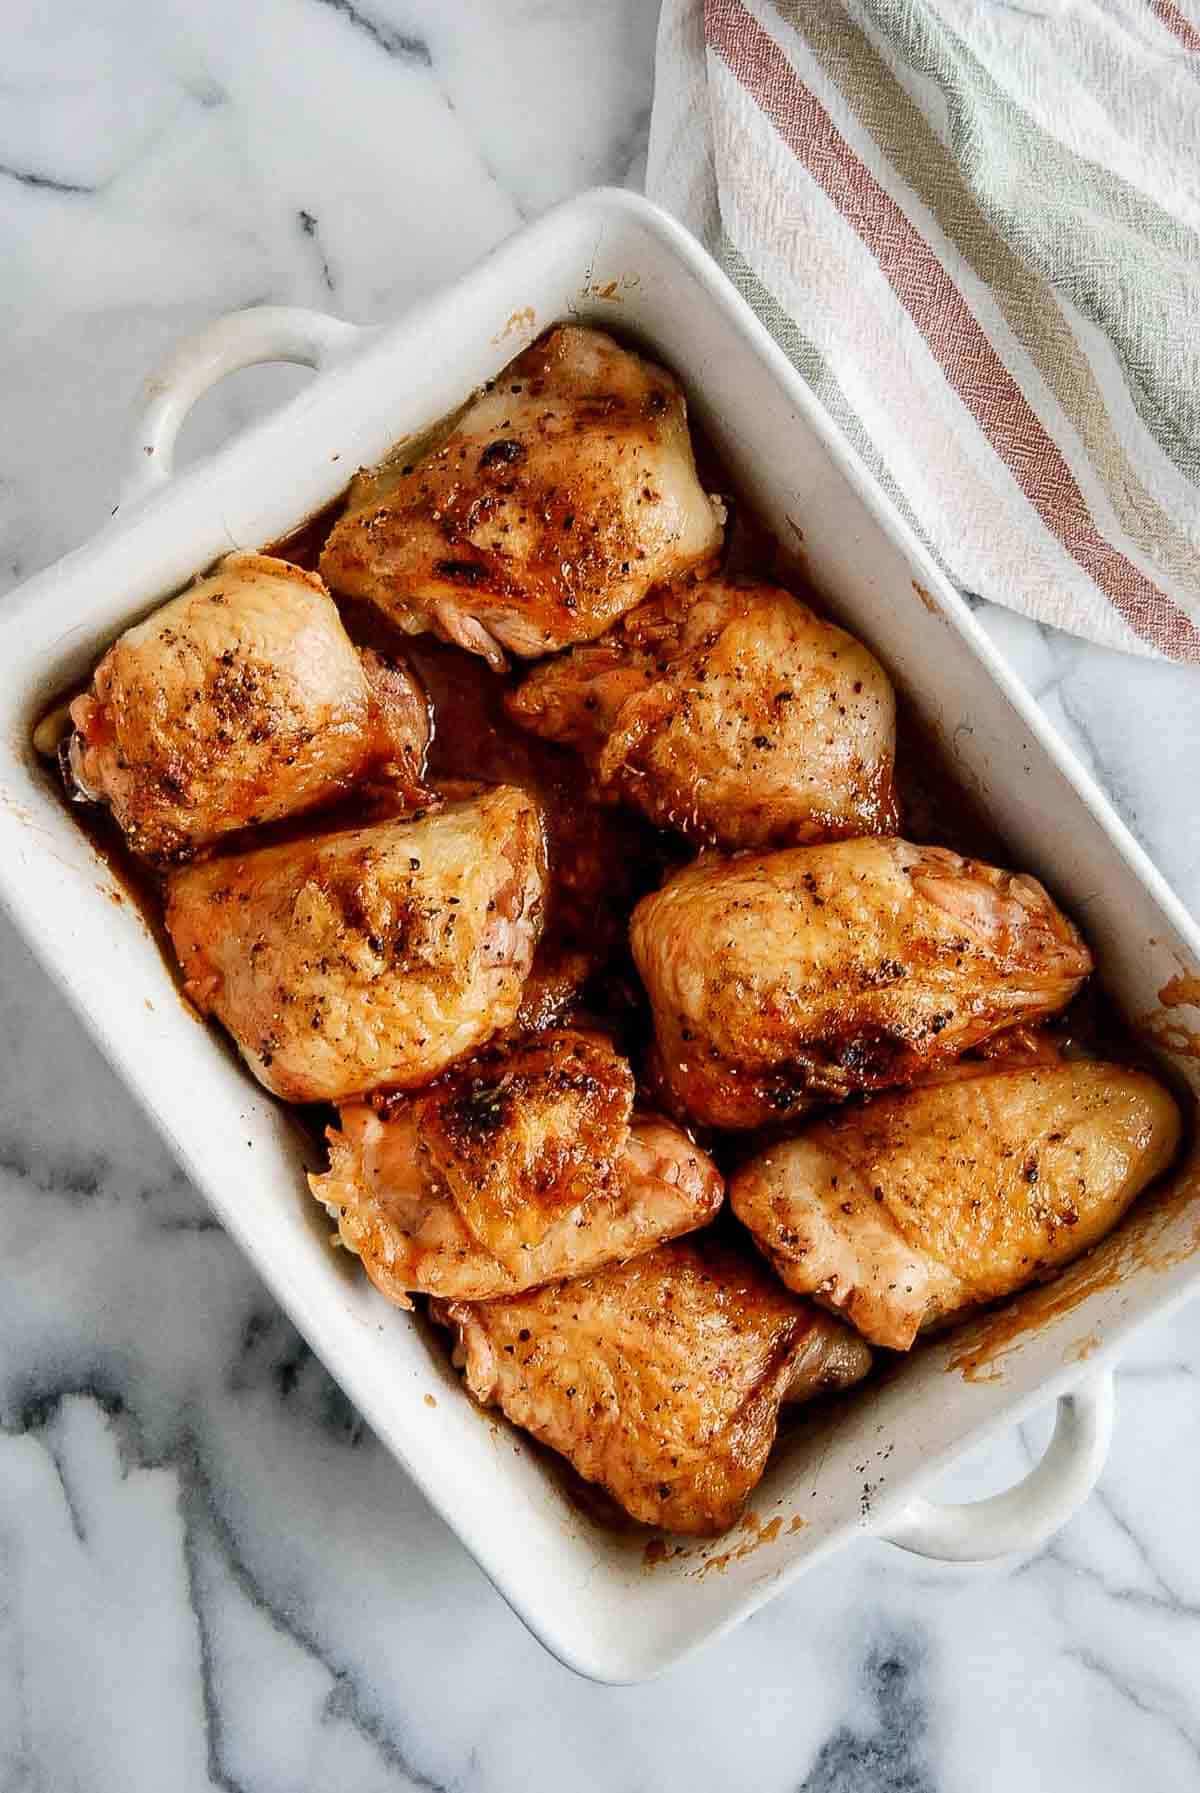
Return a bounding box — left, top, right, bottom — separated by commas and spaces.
2, 188, 1198, 1683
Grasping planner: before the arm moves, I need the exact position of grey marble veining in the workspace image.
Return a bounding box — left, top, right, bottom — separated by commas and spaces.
3, 3, 1200, 1786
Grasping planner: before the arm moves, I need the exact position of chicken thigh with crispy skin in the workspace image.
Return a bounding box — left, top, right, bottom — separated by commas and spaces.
319, 325, 726, 671
507, 577, 898, 848
67, 553, 429, 861
310, 1030, 723, 1304
165, 787, 545, 1102
631, 836, 1093, 1130
434, 1235, 871, 1534
732, 1061, 1181, 1349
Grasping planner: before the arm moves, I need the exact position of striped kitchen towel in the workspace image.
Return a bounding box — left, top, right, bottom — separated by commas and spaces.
646, 0, 1200, 660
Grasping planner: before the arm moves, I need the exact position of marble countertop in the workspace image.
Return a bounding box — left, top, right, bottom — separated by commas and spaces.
4, 3, 1200, 1786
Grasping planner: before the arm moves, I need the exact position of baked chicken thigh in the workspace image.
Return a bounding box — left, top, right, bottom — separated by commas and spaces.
165, 787, 545, 1102
434, 1235, 871, 1533
319, 325, 725, 670
631, 837, 1092, 1129
311, 1029, 723, 1303
731, 1060, 1181, 1349
67, 553, 428, 861
507, 577, 898, 848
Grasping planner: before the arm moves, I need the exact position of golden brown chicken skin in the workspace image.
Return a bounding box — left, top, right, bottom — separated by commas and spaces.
319, 325, 725, 671
164, 787, 545, 1103
433, 1235, 870, 1534
507, 576, 898, 848
67, 553, 429, 861
311, 1030, 724, 1304
731, 1061, 1181, 1350
631, 836, 1093, 1130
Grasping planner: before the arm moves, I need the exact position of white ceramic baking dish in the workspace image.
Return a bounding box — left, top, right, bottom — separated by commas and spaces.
3, 188, 1199, 1684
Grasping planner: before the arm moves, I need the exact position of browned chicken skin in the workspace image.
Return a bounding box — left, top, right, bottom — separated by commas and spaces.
68, 553, 429, 861
731, 1061, 1181, 1349
58, 322, 1182, 1542
310, 1030, 724, 1304
164, 787, 546, 1102
434, 1235, 871, 1534
631, 836, 1093, 1130
319, 325, 726, 670
507, 576, 898, 848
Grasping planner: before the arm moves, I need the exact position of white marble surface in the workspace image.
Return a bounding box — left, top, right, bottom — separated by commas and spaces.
3, 3, 1200, 1786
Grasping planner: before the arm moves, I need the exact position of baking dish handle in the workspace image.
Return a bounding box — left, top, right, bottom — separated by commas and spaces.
122, 305, 365, 504
880, 1369, 1114, 1561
